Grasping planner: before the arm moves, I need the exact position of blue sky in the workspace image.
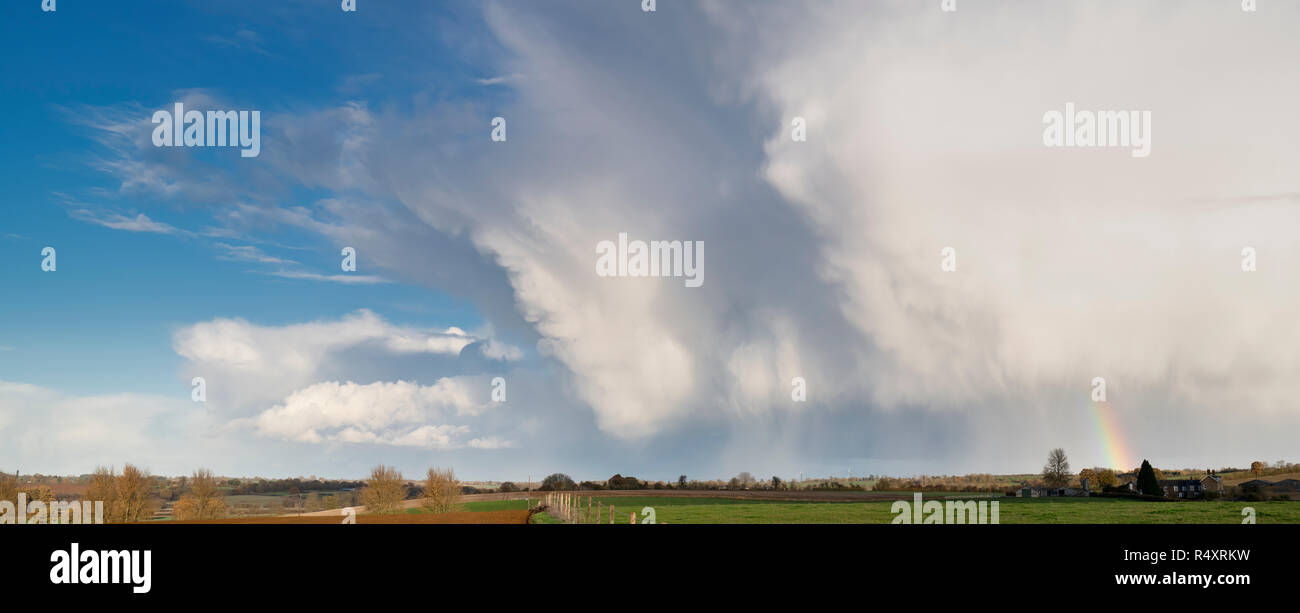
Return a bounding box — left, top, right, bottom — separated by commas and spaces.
2, 1, 1299, 481
2, 1, 497, 395
1, 1, 529, 476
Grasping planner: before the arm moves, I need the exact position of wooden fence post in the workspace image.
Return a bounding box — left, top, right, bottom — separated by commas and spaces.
610, 504, 615, 524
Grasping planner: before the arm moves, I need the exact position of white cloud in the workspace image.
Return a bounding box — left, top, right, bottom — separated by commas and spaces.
0, 382, 208, 475
172, 310, 521, 413
240, 379, 487, 448
728, 0, 1300, 416
382, 325, 481, 355
478, 338, 524, 362
468, 436, 515, 449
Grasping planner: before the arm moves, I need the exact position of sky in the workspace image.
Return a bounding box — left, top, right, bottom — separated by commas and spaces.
1, 0, 1298, 481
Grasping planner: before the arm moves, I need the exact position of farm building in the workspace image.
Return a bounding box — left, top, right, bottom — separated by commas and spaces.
1238, 479, 1275, 489
1020, 486, 1086, 497
1271, 479, 1300, 491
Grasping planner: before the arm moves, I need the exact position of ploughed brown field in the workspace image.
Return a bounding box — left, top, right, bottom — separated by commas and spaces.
151, 510, 532, 524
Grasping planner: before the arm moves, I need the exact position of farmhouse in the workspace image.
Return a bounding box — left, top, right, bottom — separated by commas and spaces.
1159, 479, 1205, 499
1200, 471, 1224, 494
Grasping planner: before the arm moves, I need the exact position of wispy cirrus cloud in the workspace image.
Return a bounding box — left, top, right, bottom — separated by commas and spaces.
71, 209, 179, 234
214, 242, 299, 265
475, 73, 521, 86
262, 270, 390, 284
203, 29, 271, 56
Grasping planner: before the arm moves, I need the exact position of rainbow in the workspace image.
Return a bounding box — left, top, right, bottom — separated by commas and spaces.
1091, 401, 1134, 471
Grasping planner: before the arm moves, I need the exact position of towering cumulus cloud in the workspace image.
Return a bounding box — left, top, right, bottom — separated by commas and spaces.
376, 0, 1299, 466
60, 1, 1300, 472
708, 1, 1300, 463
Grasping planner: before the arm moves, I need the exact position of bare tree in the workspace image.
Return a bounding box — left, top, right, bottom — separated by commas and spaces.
1042, 448, 1070, 488
0, 471, 18, 503
87, 466, 118, 519
111, 464, 153, 523
173, 468, 227, 520
32, 485, 54, 506
361, 465, 405, 514
422, 467, 460, 514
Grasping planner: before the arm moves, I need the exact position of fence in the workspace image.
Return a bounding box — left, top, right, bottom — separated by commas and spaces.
539, 492, 657, 524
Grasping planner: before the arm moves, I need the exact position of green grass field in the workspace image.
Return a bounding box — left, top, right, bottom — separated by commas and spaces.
531, 495, 1300, 524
